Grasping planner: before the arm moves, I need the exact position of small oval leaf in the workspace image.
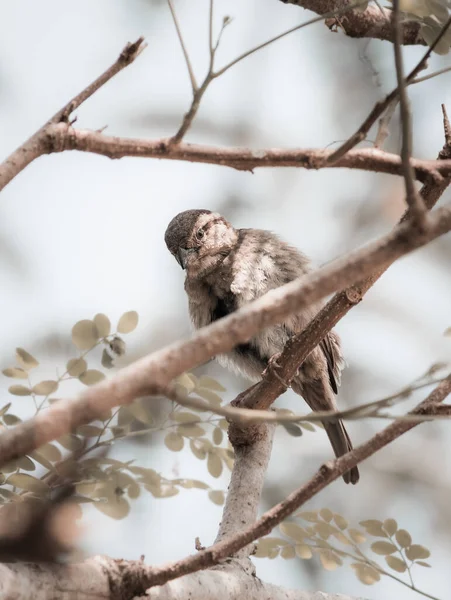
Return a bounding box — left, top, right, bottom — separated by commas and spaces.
383, 518, 397, 536
385, 555, 407, 573
117, 311, 139, 334
164, 432, 184, 452
208, 490, 225, 505
8, 385, 31, 396
79, 370, 105, 386
2, 367, 28, 379
16, 348, 39, 370
395, 529, 412, 548
207, 451, 223, 478
32, 380, 59, 395
67, 358, 87, 377
94, 313, 111, 337
72, 320, 99, 350
6, 473, 49, 494
371, 541, 397, 555
405, 544, 430, 561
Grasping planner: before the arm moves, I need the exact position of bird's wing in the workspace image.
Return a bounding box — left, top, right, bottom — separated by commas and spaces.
320, 331, 344, 394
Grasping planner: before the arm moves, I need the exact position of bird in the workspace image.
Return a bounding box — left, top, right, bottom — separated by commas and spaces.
164, 209, 359, 484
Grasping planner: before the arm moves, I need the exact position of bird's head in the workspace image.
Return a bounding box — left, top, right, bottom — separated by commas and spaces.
164, 209, 237, 277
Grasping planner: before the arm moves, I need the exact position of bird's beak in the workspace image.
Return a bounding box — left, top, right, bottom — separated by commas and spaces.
176, 247, 195, 270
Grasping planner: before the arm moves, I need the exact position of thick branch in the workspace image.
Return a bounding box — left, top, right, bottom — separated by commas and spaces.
214, 424, 275, 561
281, 0, 424, 45
0, 38, 145, 192
0, 557, 360, 600
32, 123, 451, 179
0, 206, 451, 468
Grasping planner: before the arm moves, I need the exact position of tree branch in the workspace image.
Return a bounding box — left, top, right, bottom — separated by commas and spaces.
327, 15, 451, 163
392, 0, 427, 227
0, 205, 451, 469
281, 0, 424, 45
0, 556, 361, 600
0, 37, 146, 192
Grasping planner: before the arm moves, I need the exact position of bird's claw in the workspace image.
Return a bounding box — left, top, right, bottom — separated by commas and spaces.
263, 353, 291, 389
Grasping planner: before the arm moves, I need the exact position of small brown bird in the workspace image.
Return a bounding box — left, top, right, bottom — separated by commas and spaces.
165, 209, 359, 484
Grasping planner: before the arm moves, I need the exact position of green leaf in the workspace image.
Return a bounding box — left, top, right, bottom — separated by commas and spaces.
281, 545, 296, 559
2, 367, 28, 379
319, 549, 342, 571
320, 508, 333, 522
297, 511, 319, 523
177, 423, 205, 437
94, 497, 130, 519
0, 403, 11, 417
17, 456, 36, 471
67, 358, 87, 377
280, 521, 308, 542
208, 490, 225, 505
16, 348, 39, 369
72, 320, 99, 350
295, 544, 313, 559
195, 388, 222, 407
6, 473, 49, 494
212, 427, 223, 445
349, 528, 366, 544
360, 519, 386, 537
77, 425, 104, 437
164, 432, 184, 451
57, 434, 83, 451
197, 376, 226, 392
385, 555, 407, 573
218, 419, 229, 431
172, 411, 200, 423
416, 561, 431, 567
371, 541, 397, 555
406, 544, 430, 560
37, 443, 62, 462
351, 563, 381, 585
79, 370, 105, 386
333, 514, 348, 530
282, 423, 303, 437
190, 439, 208, 460
94, 313, 111, 337
175, 373, 197, 394
8, 385, 31, 396
207, 451, 223, 478
3, 414, 21, 425
117, 311, 139, 334
383, 518, 397, 536
395, 529, 412, 548
128, 400, 153, 425
32, 380, 59, 395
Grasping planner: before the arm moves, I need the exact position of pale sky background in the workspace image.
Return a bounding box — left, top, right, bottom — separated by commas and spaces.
1, 1, 451, 599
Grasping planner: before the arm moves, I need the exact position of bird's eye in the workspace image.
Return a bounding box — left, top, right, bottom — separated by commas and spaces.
196, 228, 205, 240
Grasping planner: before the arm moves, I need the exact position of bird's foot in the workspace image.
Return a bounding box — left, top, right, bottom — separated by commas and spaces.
263, 353, 291, 389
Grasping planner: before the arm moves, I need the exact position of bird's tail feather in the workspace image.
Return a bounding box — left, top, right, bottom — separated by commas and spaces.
292, 379, 359, 485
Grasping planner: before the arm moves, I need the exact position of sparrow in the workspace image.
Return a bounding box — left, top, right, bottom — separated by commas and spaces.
165, 209, 359, 484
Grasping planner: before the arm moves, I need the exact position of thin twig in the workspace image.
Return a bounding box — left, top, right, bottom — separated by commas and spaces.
392, 0, 427, 227
167, 0, 198, 92
327, 15, 451, 163
214, 0, 369, 78
0, 37, 146, 193
412, 64, 451, 86
374, 98, 399, 148
122, 376, 451, 595
208, 0, 214, 67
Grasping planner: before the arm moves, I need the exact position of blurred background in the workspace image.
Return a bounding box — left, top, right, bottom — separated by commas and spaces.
1, 1, 451, 598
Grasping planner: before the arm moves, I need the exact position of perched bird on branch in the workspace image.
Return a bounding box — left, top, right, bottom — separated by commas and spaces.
165, 209, 359, 484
